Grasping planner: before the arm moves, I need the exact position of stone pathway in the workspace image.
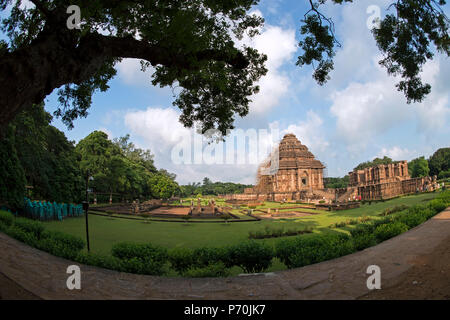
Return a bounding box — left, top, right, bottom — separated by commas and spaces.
0, 207, 449, 300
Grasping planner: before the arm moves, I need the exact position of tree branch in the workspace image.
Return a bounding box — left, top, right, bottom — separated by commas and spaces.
306, 0, 341, 48
28, 0, 51, 17
79, 34, 249, 71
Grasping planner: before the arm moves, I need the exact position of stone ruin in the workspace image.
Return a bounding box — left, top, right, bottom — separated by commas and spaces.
348, 162, 438, 200
222, 133, 440, 203
130, 199, 162, 215
189, 198, 228, 217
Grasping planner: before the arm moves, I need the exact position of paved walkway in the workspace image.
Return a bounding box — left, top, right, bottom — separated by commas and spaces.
0, 208, 449, 300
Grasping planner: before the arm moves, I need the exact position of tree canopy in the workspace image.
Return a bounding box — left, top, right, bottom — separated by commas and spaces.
76, 131, 180, 200
298, 0, 449, 103
180, 177, 253, 197
0, 108, 182, 208
428, 147, 450, 176
354, 156, 397, 171
408, 156, 430, 178
0, 0, 448, 136
0, 104, 82, 207
0, 0, 267, 135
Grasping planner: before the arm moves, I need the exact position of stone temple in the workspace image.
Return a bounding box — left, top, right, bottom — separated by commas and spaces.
251, 134, 325, 200
224, 133, 438, 203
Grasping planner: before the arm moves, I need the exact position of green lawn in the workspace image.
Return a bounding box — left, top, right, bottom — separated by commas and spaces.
44, 192, 437, 259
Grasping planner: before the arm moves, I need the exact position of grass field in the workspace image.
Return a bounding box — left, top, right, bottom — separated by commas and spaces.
44, 192, 438, 263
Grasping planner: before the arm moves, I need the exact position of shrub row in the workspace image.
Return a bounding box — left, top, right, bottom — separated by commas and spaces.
276, 192, 449, 269
0, 210, 14, 227
378, 204, 409, 216
248, 226, 313, 239
275, 233, 354, 269
0, 211, 86, 260
111, 242, 168, 275
168, 241, 274, 276
329, 216, 373, 228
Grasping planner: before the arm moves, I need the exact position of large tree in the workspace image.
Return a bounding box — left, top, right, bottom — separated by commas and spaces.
297, 0, 449, 103
0, 0, 448, 135
428, 147, 450, 176
408, 156, 430, 178
354, 156, 395, 171
0, 0, 267, 135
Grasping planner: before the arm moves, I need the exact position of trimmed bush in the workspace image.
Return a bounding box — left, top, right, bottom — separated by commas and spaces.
0, 210, 14, 227
275, 233, 354, 269
37, 237, 82, 260
168, 247, 194, 274
41, 230, 85, 251
33, 230, 85, 260
248, 226, 313, 239
14, 218, 45, 238
373, 222, 409, 242
351, 233, 377, 251
428, 199, 447, 213
225, 241, 274, 273
395, 211, 427, 228
192, 247, 226, 267
183, 262, 230, 278
379, 204, 409, 216
350, 223, 375, 237
112, 242, 168, 276
5, 225, 38, 247
75, 252, 123, 271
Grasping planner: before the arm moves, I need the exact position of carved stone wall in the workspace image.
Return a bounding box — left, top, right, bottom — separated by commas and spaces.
253, 134, 325, 194
349, 161, 410, 187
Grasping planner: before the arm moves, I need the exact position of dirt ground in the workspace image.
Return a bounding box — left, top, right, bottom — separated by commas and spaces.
360, 234, 450, 300
149, 206, 191, 216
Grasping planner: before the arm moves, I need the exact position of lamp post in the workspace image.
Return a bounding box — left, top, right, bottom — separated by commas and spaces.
83, 171, 94, 252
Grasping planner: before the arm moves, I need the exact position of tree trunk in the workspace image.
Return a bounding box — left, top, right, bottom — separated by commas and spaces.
0, 31, 106, 128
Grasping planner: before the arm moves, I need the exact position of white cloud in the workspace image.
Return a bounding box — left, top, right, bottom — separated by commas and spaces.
238, 23, 297, 114
124, 107, 263, 184
376, 146, 417, 161
281, 111, 329, 154
117, 58, 155, 87
98, 127, 113, 139
124, 107, 189, 154
18, 0, 34, 10
329, 79, 411, 150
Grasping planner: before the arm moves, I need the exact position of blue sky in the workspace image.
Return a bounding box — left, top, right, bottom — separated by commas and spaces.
3, 0, 450, 185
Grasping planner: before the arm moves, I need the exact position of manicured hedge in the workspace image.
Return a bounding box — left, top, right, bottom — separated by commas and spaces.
111, 242, 169, 275
168, 247, 194, 274
373, 222, 409, 242
0, 210, 14, 227
14, 217, 45, 239
275, 233, 354, 269
249, 226, 313, 239
183, 262, 230, 278
168, 242, 273, 275
1, 217, 85, 260
224, 241, 274, 273
5, 225, 39, 246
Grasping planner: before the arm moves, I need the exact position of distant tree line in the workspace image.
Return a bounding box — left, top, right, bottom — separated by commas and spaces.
353, 156, 398, 171
324, 176, 349, 189
0, 105, 180, 208
180, 177, 253, 197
